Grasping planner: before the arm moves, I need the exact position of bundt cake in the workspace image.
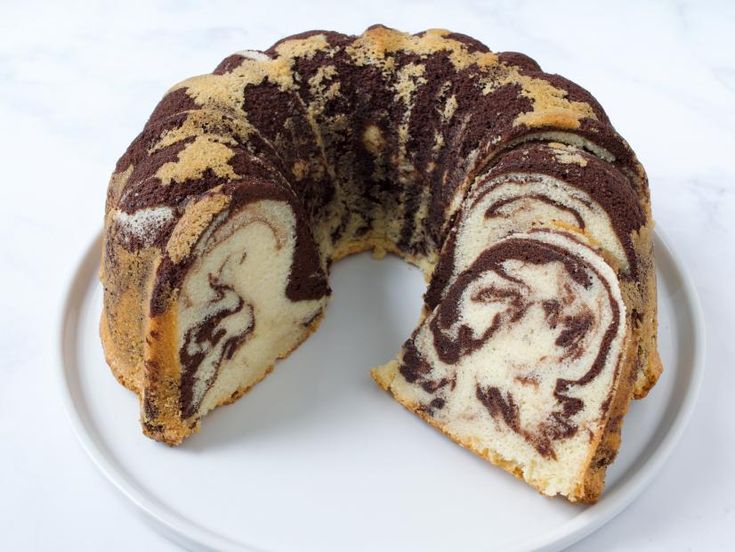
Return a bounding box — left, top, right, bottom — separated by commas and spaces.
100, 25, 661, 502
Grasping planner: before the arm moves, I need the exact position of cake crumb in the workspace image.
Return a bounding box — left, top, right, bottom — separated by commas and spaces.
372, 245, 387, 260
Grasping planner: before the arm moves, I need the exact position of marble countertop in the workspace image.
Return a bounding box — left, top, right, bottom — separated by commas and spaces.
1, 0, 733, 549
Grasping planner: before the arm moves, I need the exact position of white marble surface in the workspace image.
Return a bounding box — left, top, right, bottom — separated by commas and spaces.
1, 0, 733, 549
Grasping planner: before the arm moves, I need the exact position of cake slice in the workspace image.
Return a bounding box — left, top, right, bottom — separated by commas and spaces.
373, 230, 635, 502
424, 141, 660, 400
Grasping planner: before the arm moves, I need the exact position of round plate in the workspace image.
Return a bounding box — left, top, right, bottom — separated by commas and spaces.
59, 229, 704, 552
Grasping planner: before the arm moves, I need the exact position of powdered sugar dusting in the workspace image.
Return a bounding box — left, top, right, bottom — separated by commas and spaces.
235, 50, 270, 62
115, 206, 174, 247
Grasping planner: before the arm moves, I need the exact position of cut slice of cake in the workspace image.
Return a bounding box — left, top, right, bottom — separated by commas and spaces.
373, 230, 635, 502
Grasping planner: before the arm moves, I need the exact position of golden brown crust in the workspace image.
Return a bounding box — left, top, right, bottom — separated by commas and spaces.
141, 308, 191, 445
632, 221, 662, 398
99, 231, 158, 395
166, 188, 231, 263
576, 328, 638, 502
100, 313, 141, 394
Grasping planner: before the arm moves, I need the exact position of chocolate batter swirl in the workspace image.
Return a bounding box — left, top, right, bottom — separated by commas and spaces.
179, 274, 255, 418
401, 234, 623, 459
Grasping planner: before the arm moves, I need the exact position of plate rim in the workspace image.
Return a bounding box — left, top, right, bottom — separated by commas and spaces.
57, 227, 706, 552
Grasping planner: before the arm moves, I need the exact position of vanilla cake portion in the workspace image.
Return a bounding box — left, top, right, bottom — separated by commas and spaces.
141, 184, 327, 442
374, 230, 635, 502
100, 25, 660, 501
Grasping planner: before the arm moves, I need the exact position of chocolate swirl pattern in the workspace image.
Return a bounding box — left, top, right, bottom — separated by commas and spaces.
179, 275, 254, 419
423, 141, 658, 403
426, 142, 645, 310
100, 26, 659, 501
376, 231, 630, 498
172, 196, 325, 423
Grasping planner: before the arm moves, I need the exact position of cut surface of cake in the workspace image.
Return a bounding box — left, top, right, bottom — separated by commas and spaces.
100, 25, 660, 502
373, 230, 634, 501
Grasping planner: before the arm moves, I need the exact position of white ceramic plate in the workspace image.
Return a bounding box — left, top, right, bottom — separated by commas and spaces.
59, 229, 704, 552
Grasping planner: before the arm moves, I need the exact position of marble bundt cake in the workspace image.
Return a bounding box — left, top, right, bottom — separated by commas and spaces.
101, 25, 661, 502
